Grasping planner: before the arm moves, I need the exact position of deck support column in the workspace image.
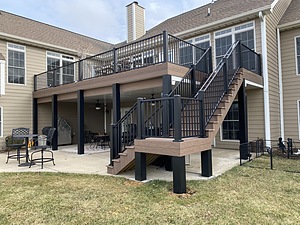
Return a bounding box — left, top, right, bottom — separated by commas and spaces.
111, 84, 121, 162
33, 98, 38, 135
172, 156, 186, 194
52, 94, 58, 150
77, 90, 85, 155
201, 149, 212, 177
238, 80, 248, 160
135, 152, 146, 181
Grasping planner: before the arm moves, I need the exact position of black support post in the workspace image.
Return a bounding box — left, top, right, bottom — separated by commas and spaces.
33, 98, 38, 135
77, 90, 84, 155
172, 156, 186, 194
111, 83, 121, 163
238, 80, 248, 160
135, 152, 146, 181
201, 149, 212, 177
52, 95, 58, 150
112, 84, 121, 124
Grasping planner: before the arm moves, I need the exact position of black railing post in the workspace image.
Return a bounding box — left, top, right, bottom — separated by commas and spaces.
163, 31, 169, 63
191, 65, 196, 96
198, 91, 206, 138
53, 69, 57, 87
78, 60, 83, 81
113, 47, 118, 73
173, 95, 182, 142
223, 58, 228, 93
34, 75, 37, 91
162, 94, 170, 137
238, 41, 242, 68
137, 97, 145, 140
208, 47, 213, 73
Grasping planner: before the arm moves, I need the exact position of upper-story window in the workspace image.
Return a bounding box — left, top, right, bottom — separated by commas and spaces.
296, 37, 300, 75
0, 107, 3, 137
215, 22, 255, 65
7, 43, 26, 84
46, 52, 74, 86
179, 34, 210, 67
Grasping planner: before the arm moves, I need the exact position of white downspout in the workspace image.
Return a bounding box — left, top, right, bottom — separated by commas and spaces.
132, 4, 136, 41
259, 11, 271, 146
277, 28, 285, 141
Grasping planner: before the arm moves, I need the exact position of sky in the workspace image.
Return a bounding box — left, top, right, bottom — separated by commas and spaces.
0, 0, 213, 44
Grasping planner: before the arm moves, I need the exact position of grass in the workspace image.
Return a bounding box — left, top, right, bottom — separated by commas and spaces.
0, 156, 299, 224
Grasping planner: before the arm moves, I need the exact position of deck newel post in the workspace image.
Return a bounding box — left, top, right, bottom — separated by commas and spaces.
52, 94, 58, 150
33, 98, 38, 134
163, 31, 169, 63
173, 95, 182, 142
238, 79, 249, 160
112, 83, 121, 159
113, 47, 118, 73
77, 90, 85, 155
172, 156, 186, 194
34, 75, 37, 91
53, 69, 57, 87
135, 97, 146, 181
191, 65, 196, 96
201, 149, 212, 177
198, 91, 206, 138
238, 41, 242, 68
223, 58, 228, 94
78, 60, 83, 81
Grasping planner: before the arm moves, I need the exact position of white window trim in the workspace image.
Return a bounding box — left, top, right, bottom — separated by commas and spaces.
0, 106, 3, 138
7, 43, 26, 85
295, 36, 300, 76
214, 21, 256, 67
298, 100, 300, 140
0, 59, 5, 95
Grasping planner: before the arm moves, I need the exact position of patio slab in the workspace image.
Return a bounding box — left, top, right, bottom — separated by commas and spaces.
0, 145, 240, 181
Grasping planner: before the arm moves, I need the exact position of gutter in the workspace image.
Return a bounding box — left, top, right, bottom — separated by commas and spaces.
277, 28, 285, 140
278, 20, 300, 31
174, 5, 271, 37
259, 11, 271, 146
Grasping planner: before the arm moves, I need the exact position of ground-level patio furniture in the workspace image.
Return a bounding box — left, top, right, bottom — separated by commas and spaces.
6, 127, 30, 164
29, 127, 56, 169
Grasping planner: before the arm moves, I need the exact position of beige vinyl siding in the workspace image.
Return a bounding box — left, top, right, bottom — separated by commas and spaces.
135, 6, 145, 40
265, 0, 292, 141
127, 6, 134, 42
280, 28, 300, 140
0, 41, 46, 148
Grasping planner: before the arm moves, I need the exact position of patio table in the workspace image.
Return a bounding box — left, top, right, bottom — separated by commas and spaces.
14, 134, 38, 167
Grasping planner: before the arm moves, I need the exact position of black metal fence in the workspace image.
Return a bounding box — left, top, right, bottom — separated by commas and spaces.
34, 31, 206, 91
240, 139, 300, 171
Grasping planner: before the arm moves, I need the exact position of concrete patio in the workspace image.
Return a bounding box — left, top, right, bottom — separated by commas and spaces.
0, 145, 240, 181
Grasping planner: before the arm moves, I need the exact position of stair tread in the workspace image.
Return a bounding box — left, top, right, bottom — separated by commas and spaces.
112, 159, 120, 163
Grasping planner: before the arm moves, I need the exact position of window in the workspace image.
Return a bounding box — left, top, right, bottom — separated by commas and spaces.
180, 34, 210, 66
296, 37, 300, 75
46, 52, 74, 86
215, 22, 255, 65
0, 107, 2, 137
0, 56, 5, 95
7, 43, 25, 84
222, 102, 239, 140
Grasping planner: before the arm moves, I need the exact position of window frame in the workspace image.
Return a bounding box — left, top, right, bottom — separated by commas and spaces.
46, 51, 75, 86
220, 101, 240, 142
295, 36, 300, 75
0, 106, 3, 138
214, 21, 256, 66
7, 43, 26, 85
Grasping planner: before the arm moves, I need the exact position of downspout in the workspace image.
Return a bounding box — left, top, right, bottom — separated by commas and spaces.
132, 4, 136, 41
259, 11, 271, 146
277, 28, 285, 140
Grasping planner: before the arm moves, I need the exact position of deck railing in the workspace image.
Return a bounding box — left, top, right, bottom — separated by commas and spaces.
34, 31, 205, 91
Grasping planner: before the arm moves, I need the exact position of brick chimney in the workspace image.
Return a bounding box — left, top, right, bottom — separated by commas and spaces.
126, 1, 145, 42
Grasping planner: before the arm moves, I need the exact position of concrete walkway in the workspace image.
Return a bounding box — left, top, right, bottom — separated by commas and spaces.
0, 145, 240, 181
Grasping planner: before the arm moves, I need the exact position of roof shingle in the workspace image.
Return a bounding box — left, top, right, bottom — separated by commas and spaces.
279, 0, 300, 26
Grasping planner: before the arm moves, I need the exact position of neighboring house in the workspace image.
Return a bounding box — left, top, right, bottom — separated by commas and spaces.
0, 0, 299, 186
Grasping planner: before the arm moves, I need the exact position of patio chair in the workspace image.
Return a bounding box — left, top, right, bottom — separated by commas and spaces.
6, 127, 30, 164
29, 127, 56, 169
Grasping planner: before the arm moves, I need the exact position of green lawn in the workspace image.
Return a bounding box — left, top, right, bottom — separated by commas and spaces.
0, 156, 299, 224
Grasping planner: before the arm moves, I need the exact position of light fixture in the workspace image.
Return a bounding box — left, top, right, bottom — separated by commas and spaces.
150, 93, 156, 107
95, 100, 101, 110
